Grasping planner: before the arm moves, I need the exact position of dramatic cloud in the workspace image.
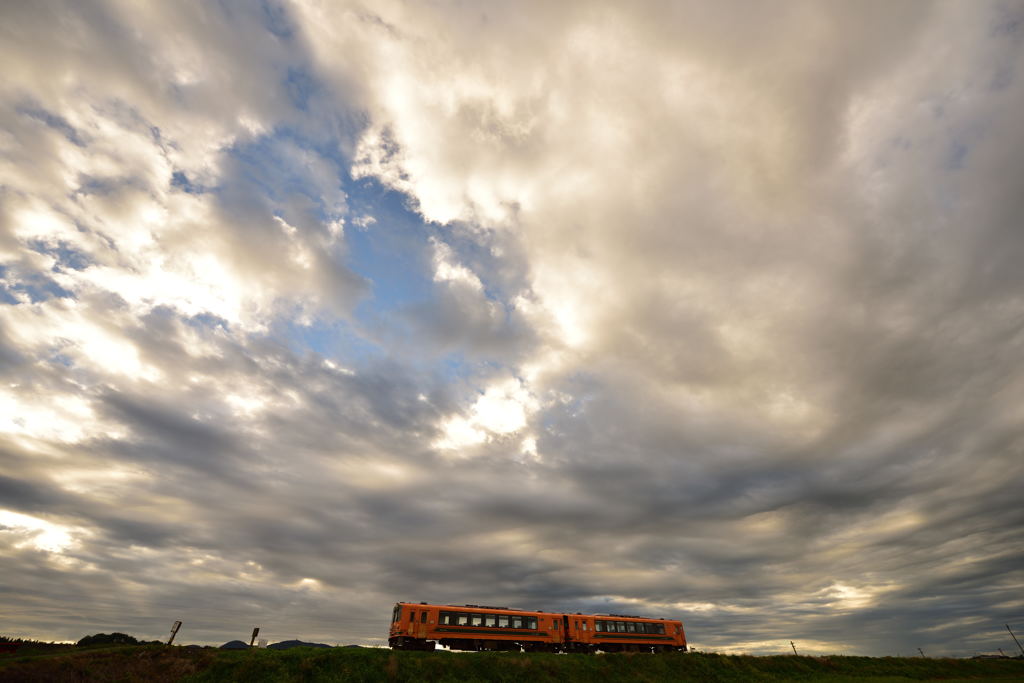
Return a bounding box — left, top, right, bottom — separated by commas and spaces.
1, 0, 1022, 656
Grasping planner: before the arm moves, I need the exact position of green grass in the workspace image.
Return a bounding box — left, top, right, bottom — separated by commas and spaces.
1, 645, 1022, 682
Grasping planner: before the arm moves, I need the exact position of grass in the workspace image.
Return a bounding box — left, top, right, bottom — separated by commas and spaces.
1, 645, 1022, 682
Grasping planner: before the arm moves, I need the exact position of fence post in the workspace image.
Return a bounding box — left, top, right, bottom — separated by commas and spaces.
1008, 625, 1024, 656
167, 621, 182, 646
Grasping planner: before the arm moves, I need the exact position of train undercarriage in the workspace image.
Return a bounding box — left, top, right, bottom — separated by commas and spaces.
390, 636, 686, 653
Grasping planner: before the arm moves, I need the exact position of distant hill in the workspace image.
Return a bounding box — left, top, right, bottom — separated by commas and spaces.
218, 640, 250, 650
267, 639, 331, 650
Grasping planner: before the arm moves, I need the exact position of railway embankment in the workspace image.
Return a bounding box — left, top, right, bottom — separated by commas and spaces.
2, 643, 1023, 681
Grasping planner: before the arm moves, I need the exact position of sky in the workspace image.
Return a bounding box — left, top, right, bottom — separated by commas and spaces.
1, 0, 1023, 657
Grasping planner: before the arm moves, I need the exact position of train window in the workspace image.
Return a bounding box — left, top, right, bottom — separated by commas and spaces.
643, 623, 654, 634
470, 614, 483, 626
498, 615, 509, 628
510, 616, 523, 629
582, 621, 588, 631
421, 611, 428, 623
617, 621, 626, 632
626, 622, 636, 633
595, 621, 604, 632
484, 614, 497, 627
526, 617, 537, 629
656, 623, 665, 635
457, 614, 469, 626
392, 606, 400, 623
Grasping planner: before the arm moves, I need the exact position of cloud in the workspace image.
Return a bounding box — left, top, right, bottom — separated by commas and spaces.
0, 0, 1022, 658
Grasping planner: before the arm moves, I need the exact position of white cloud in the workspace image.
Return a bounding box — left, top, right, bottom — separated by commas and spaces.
0, 510, 87, 553
434, 376, 539, 453
431, 238, 483, 291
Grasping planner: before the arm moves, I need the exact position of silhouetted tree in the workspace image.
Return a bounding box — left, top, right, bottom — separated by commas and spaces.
76, 632, 139, 647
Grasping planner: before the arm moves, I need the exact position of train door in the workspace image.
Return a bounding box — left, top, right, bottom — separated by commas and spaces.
415, 608, 427, 639
562, 615, 571, 647
406, 607, 425, 639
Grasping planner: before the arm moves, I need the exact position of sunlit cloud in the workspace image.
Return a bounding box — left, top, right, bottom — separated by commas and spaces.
0, 511, 86, 553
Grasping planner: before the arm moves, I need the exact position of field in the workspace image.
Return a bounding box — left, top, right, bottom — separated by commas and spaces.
1, 645, 1023, 682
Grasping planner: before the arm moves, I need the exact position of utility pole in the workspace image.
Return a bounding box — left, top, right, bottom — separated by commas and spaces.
1008, 625, 1024, 657
917, 648, 925, 658
167, 621, 182, 646
791, 641, 798, 656
250, 627, 260, 647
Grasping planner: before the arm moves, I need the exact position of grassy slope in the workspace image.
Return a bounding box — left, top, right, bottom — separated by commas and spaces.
1, 645, 1022, 682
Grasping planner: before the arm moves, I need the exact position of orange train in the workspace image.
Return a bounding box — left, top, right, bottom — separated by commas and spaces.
389, 601, 687, 653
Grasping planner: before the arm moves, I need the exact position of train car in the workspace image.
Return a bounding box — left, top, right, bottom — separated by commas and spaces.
564, 612, 687, 653
388, 602, 687, 653
389, 602, 564, 651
